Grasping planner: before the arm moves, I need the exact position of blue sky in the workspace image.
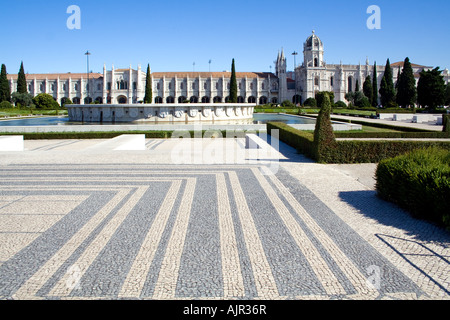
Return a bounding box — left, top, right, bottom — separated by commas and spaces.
1, 0, 449, 74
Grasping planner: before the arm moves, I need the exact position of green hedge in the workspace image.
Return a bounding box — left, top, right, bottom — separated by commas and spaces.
325, 140, 450, 164
267, 122, 315, 159
334, 131, 450, 139
376, 108, 416, 114
268, 122, 450, 164
376, 147, 450, 229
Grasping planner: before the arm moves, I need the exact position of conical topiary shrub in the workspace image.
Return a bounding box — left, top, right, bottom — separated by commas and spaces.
313, 92, 337, 162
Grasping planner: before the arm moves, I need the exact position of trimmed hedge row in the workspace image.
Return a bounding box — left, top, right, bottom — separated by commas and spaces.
334, 131, 450, 139
267, 122, 315, 159
267, 121, 450, 163
376, 147, 450, 229
324, 140, 450, 164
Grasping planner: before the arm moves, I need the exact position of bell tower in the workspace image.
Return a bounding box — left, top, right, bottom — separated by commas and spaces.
303, 30, 324, 69
275, 48, 288, 102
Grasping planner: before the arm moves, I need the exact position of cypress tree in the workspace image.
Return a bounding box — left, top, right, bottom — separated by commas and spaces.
143, 64, 152, 104
372, 62, 378, 107
0, 64, 11, 102
229, 59, 238, 103
313, 92, 336, 163
17, 61, 27, 94
417, 67, 445, 109
355, 79, 360, 92
379, 58, 396, 107
396, 57, 417, 108
363, 75, 373, 103
446, 83, 450, 106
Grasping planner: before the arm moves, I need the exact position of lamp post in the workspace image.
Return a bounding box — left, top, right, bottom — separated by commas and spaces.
292, 51, 298, 105
85, 51, 91, 104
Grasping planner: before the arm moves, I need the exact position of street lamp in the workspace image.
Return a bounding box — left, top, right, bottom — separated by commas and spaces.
85, 51, 91, 103
292, 51, 298, 105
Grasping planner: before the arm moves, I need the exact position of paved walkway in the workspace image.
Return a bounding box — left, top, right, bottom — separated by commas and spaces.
330, 114, 444, 132
0, 137, 449, 300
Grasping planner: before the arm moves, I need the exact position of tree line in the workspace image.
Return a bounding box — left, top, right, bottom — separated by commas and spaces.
0, 62, 62, 110
346, 57, 450, 110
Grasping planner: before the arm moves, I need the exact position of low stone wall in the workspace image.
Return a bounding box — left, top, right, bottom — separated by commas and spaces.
67, 103, 255, 123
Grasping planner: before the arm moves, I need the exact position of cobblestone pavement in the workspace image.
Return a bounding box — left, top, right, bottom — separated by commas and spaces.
0, 138, 449, 300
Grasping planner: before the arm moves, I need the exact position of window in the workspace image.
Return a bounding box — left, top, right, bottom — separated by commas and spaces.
169, 82, 172, 90
157, 83, 160, 90
180, 83, 184, 90
204, 82, 207, 90
216, 82, 219, 90
28, 84, 33, 92
330, 77, 334, 87
192, 83, 196, 90
40, 83, 44, 92
262, 82, 265, 90
314, 77, 319, 86
63, 83, 67, 91
250, 83, 254, 90
348, 77, 353, 92
98, 83, 102, 91
239, 82, 242, 90
227, 82, 230, 89
74, 83, 79, 91
314, 58, 318, 67
133, 82, 137, 90
107, 82, 111, 91
51, 83, 55, 91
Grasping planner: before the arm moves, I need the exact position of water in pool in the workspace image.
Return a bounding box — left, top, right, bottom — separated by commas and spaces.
0, 113, 315, 126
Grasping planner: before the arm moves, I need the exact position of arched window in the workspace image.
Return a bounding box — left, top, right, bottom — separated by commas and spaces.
314, 58, 318, 67
154, 96, 163, 104
180, 83, 184, 90
178, 96, 187, 103
190, 96, 198, 103
237, 96, 244, 103
166, 96, 174, 103
168, 82, 172, 90
74, 83, 79, 91
261, 82, 265, 90
314, 77, 319, 86
117, 96, 127, 104
213, 96, 222, 103
271, 97, 278, 104
330, 77, 334, 87
203, 82, 207, 90
259, 96, 268, 105
215, 82, 219, 90
248, 96, 256, 103
348, 76, 353, 92
201, 96, 210, 103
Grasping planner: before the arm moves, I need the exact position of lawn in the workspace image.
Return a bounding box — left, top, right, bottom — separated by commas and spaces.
0, 108, 68, 118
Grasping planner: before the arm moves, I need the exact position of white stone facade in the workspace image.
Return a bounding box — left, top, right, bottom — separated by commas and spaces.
67, 103, 255, 123
7, 31, 450, 106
